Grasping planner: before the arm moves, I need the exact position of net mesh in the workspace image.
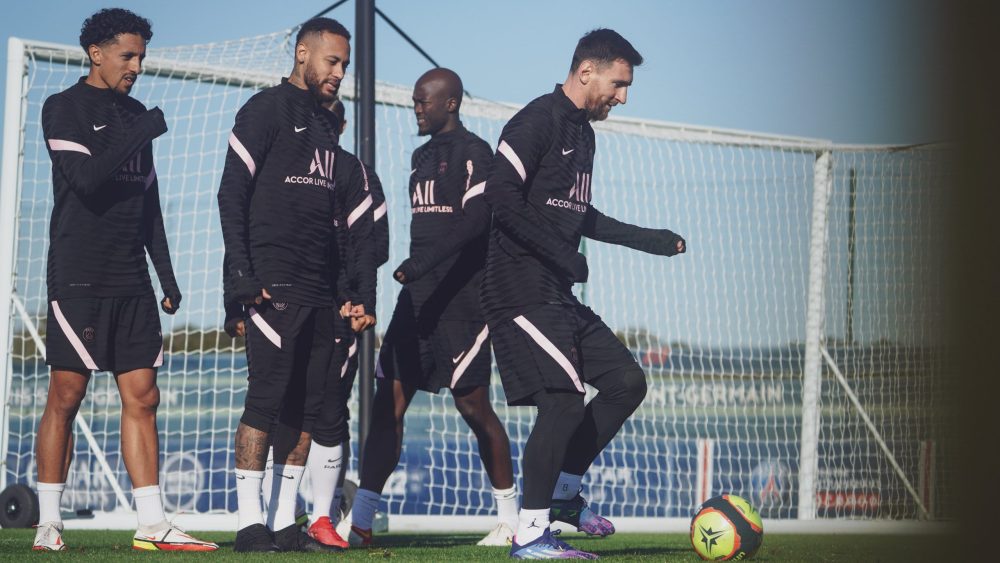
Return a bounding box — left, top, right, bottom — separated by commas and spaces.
1, 32, 952, 520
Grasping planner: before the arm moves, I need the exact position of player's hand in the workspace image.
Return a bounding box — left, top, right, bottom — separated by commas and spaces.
666, 234, 686, 256
242, 287, 271, 306
393, 259, 415, 284
224, 318, 246, 338
234, 276, 268, 305
161, 294, 181, 315
351, 314, 376, 333
339, 300, 354, 318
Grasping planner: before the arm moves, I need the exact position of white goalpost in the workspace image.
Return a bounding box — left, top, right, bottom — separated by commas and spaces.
0, 33, 952, 533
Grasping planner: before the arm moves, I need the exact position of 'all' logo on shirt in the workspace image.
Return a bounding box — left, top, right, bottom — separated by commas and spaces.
310, 149, 335, 180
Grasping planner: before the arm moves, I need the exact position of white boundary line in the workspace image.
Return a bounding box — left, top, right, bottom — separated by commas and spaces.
64, 512, 954, 536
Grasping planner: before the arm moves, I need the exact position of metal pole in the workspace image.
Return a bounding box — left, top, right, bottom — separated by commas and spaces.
355, 0, 376, 475
846, 168, 857, 345
797, 150, 833, 520
0, 38, 28, 492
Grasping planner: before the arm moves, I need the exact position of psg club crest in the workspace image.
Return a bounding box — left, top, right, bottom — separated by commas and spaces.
438, 161, 448, 175
749, 459, 792, 518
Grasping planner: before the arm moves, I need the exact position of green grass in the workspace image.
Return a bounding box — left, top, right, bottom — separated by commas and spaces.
0, 530, 950, 561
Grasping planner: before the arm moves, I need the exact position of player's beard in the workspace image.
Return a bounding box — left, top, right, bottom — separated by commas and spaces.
304, 66, 338, 103
585, 95, 613, 122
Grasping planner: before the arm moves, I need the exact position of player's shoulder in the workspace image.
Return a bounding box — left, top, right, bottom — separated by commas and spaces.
459, 130, 493, 158
334, 145, 365, 174
334, 143, 360, 163
42, 87, 76, 113
239, 86, 282, 115
508, 92, 556, 129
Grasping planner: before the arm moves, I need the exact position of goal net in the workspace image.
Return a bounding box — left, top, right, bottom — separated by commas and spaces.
0, 32, 952, 526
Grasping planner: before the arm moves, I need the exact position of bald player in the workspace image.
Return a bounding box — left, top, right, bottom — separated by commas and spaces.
348, 68, 518, 547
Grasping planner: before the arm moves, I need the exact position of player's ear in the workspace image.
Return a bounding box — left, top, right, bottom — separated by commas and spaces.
446, 96, 458, 113
295, 42, 308, 65
577, 60, 594, 86
88, 44, 102, 66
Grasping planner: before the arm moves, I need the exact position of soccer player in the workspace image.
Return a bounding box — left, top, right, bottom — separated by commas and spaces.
218, 17, 372, 553
348, 68, 520, 548
302, 98, 389, 548
483, 29, 686, 559
223, 98, 386, 548
32, 8, 217, 552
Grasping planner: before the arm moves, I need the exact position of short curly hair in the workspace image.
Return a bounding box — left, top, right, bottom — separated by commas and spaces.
79, 8, 152, 57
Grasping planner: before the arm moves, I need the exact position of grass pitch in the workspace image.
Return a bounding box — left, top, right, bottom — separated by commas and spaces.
0, 529, 949, 561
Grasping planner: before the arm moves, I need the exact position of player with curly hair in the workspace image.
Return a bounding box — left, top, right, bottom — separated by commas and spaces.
32, 7, 217, 552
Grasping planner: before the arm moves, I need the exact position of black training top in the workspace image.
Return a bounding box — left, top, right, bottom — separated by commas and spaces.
222, 107, 384, 328
42, 77, 179, 302
393, 125, 492, 323
218, 79, 369, 309
482, 85, 684, 326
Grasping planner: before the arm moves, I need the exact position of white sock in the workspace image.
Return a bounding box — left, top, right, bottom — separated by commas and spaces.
552, 472, 583, 501
132, 485, 168, 530
235, 468, 265, 531
266, 464, 305, 531
330, 487, 344, 524
37, 482, 65, 525
260, 447, 275, 512
307, 441, 343, 520
516, 507, 549, 544
351, 488, 381, 531
494, 485, 519, 531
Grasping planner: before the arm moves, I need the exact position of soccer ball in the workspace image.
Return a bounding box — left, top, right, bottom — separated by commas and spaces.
690, 494, 764, 560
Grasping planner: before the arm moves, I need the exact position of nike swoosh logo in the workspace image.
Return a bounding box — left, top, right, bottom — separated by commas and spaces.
452, 352, 465, 364
294, 126, 307, 133
562, 148, 574, 155
93, 124, 107, 131
280, 473, 294, 479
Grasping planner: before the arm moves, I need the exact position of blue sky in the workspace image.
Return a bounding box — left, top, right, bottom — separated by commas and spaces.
1, 0, 948, 145
1, 1, 948, 346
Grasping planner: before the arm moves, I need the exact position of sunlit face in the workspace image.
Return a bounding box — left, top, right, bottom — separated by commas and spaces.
88, 32, 146, 94
411, 79, 451, 136
583, 58, 633, 121
302, 32, 351, 103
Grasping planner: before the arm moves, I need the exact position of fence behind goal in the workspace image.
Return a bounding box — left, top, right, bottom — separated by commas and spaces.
0, 32, 952, 526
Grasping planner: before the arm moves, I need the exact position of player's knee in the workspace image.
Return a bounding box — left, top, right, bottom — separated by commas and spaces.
452, 390, 486, 421
46, 385, 87, 416
122, 385, 160, 415
618, 366, 648, 409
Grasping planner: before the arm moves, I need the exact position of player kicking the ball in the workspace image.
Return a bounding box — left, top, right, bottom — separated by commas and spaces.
33, 8, 217, 552
482, 29, 686, 559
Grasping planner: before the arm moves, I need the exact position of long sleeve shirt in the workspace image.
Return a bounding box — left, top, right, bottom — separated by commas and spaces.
394, 125, 492, 324
223, 107, 385, 328
482, 85, 684, 326
42, 78, 178, 302
217, 79, 352, 309
331, 146, 378, 313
